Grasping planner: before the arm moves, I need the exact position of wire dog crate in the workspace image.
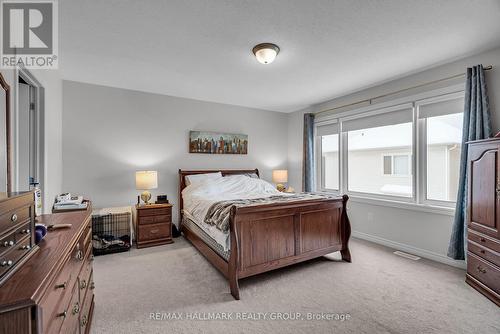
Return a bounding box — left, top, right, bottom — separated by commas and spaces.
92, 207, 133, 256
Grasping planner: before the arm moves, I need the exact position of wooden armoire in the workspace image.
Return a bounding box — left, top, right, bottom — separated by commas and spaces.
466, 138, 500, 306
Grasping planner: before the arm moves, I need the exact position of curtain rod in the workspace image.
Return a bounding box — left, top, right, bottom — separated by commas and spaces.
314, 65, 493, 116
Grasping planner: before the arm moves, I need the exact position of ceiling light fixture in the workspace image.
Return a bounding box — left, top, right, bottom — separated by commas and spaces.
252, 43, 280, 64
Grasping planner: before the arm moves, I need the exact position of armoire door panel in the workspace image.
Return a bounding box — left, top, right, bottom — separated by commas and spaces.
469, 149, 498, 237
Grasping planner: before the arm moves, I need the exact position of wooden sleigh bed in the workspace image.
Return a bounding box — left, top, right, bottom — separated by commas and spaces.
178, 169, 351, 300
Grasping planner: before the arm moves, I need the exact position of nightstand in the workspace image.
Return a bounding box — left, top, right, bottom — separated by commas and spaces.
135, 203, 173, 248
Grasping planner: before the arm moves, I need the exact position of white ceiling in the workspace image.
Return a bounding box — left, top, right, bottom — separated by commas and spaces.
60, 0, 500, 112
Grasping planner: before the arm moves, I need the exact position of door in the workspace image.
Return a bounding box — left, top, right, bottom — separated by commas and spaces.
17, 82, 37, 191
468, 141, 500, 239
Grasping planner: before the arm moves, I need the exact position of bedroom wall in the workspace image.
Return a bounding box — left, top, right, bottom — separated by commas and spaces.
62, 81, 288, 224
0, 69, 63, 213
287, 46, 500, 267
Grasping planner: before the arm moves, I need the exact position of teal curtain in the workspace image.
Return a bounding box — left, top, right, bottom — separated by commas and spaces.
447, 65, 492, 260
303, 113, 315, 192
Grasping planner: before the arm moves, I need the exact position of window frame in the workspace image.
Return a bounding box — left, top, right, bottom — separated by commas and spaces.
315, 120, 340, 194
382, 154, 411, 177
314, 85, 465, 213
416, 92, 465, 208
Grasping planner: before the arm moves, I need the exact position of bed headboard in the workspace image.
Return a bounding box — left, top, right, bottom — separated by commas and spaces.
178, 169, 260, 224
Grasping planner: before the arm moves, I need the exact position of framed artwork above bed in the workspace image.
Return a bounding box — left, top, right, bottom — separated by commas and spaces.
189, 131, 248, 154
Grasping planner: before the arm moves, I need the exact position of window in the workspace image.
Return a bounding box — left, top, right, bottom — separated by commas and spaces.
344, 106, 413, 198
419, 96, 464, 203
314, 90, 465, 210
383, 154, 411, 176
317, 122, 339, 190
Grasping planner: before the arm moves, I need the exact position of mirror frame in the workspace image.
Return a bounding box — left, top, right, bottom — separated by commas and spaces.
0, 72, 11, 193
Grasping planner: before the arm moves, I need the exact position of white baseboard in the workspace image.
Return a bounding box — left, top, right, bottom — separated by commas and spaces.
351, 231, 466, 269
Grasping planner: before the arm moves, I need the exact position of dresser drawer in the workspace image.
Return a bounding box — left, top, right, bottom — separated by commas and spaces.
138, 222, 171, 241
0, 222, 31, 255
79, 269, 93, 306
467, 252, 500, 294
468, 241, 500, 268
78, 247, 93, 291
138, 207, 171, 217
79, 292, 94, 334
139, 214, 171, 225
0, 236, 32, 277
469, 229, 500, 253
39, 252, 78, 334
59, 282, 81, 334
0, 205, 31, 234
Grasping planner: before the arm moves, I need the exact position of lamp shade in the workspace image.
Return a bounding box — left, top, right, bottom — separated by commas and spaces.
135, 171, 158, 190
272, 170, 288, 184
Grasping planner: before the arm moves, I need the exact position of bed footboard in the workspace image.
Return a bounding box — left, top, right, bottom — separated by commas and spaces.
228, 195, 351, 300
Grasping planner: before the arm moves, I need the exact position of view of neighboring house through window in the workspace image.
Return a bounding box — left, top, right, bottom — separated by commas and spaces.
419, 95, 464, 202
315, 91, 464, 208
321, 134, 339, 190
317, 122, 339, 190
344, 106, 413, 198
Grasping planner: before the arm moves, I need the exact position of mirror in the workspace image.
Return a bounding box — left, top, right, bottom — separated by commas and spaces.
0, 73, 10, 193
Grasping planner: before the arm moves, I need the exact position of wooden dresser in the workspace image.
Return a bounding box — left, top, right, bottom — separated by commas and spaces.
0, 192, 37, 286
135, 203, 173, 248
466, 138, 500, 306
0, 205, 95, 334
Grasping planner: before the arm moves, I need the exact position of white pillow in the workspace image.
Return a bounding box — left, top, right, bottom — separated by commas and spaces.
185, 172, 222, 186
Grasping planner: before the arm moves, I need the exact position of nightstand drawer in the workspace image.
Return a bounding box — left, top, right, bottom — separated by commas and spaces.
138, 223, 171, 241
138, 208, 171, 217
139, 214, 171, 225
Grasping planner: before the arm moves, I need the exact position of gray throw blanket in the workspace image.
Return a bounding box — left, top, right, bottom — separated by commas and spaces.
204, 193, 339, 232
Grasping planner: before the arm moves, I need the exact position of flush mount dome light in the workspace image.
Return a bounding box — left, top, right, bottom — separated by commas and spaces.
252, 43, 280, 64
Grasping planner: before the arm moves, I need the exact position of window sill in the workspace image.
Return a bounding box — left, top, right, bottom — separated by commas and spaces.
347, 195, 455, 216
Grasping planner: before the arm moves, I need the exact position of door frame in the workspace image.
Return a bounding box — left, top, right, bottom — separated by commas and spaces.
13, 67, 45, 192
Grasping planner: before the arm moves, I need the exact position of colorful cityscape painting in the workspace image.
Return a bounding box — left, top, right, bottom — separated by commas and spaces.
189, 131, 248, 154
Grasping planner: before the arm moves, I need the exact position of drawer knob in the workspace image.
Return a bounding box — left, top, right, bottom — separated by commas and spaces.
476, 265, 487, 274
480, 238, 486, 242
480, 249, 485, 254
72, 302, 80, 315
90, 281, 96, 290
3, 241, 14, 247
56, 311, 67, 318
20, 229, 30, 234
80, 280, 87, 290
11, 214, 17, 222
20, 245, 31, 250
55, 282, 67, 290
1, 260, 13, 267
81, 315, 88, 327
75, 250, 83, 261
150, 229, 159, 234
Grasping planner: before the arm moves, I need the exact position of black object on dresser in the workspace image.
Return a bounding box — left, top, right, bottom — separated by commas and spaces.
466, 138, 500, 307
0, 203, 95, 334
0, 191, 38, 286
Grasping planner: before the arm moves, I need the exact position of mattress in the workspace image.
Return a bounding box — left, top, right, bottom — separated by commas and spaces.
182, 216, 230, 261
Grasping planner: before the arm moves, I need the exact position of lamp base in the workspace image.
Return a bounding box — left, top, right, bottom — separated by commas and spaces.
140, 190, 152, 204
276, 184, 286, 192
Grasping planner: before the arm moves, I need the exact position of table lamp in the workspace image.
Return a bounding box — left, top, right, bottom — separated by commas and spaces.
272, 169, 288, 192
136, 171, 158, 205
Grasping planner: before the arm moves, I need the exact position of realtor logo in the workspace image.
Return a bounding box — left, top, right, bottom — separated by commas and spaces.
1, 0, 58, 68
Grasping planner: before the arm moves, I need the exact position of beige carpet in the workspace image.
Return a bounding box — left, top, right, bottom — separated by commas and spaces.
90, 237, 500, 334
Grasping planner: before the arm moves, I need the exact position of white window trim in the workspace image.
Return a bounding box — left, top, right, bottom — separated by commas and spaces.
314, 84, 464, 214
315, 120, 340, 194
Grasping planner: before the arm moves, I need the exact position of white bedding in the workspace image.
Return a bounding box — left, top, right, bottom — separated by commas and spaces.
182, 175, 292, 250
